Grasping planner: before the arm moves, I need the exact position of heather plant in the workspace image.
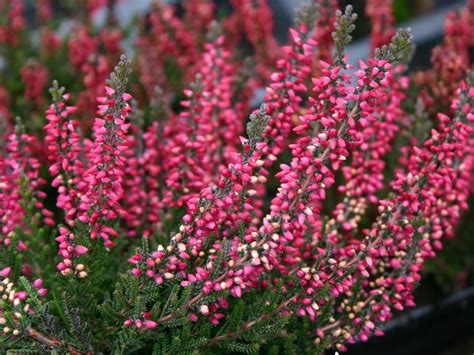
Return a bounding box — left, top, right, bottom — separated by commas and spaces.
0, 0, 473, 354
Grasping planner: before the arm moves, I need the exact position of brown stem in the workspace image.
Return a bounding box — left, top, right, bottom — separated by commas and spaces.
204, 293, 301, 347
25, 326, 85, 354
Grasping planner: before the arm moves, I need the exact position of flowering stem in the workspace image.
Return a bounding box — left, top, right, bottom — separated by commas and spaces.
25, 326, 83, 354
203, 293, 301, 347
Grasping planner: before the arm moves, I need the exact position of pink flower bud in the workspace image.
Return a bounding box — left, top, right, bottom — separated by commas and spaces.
33, 279, 43, 289
143, 320, 158, 329
0, 267, 11, 277
75, 245, 89, 256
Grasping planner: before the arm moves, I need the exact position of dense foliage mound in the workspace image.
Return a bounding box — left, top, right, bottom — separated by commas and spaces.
0, 0, 473, 353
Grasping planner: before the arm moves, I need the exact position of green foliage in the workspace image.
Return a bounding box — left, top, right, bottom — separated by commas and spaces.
374, 28, 414, 63
332, 5, 358, 66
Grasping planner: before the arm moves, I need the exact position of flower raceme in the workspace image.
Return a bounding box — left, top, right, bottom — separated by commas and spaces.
77, 56, 133, 249
162, 34, 241, 208
0, 2, 473, 354
127, 8, 411, 336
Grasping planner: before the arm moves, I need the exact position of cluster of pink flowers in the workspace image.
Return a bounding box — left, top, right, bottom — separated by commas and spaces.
162, 35, 241, 207
111, 8, 473, 351
416, 0, 473, 113
36, 0, 52, 24
38, 57, 134, 275
68, 26, 122, 122
0, 275, 48, 338
78, 62, 132, 248
325, 80, 474, 348
365, 0, 396, 52
311, 0, 338, 65
125, 11, 412, 334
0, 0, 24, 47
136, 1, 199, 95
44, 84, 83, 223
1, 121, 52, 248
0, 1, 473, 352
182, 0, 215, 41
125, 8, 325, 307
21, 60, 49, 109
337, 65, 408, 209
229, 0, 280, 81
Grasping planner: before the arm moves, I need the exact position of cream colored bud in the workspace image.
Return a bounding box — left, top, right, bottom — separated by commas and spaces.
247, 189, 257, 196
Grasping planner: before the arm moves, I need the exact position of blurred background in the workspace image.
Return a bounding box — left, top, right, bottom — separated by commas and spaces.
88, 0, 466, 66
